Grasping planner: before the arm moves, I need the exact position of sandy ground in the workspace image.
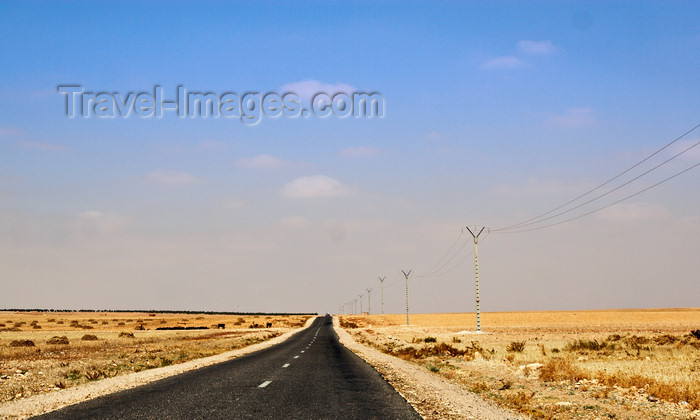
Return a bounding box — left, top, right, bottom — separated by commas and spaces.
333, 316, 525, 420
0, 316, 316, 419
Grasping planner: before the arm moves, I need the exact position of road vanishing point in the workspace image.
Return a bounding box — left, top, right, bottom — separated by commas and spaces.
33, 315, 421, 419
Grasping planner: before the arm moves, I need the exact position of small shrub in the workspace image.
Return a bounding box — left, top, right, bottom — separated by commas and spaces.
47, 336, 70, 345
504, 391, 533, 410
540, 358, 588, 382
566, 339, 612, 352
56, 320, 64, 325
117, 322, 125, 326
10, 339, 35, 347
81, 334, 99, 341
84, 370, 104, 380
65, 369, 81, 380
424, 336, 437, 343
32, 325, 42, 329
470, 381, 489, 393
507, 341, 526, 353
452, 336, 461, 343
119, 332, 135, 338
427, 364, 440, 372
691, 330, 700, 340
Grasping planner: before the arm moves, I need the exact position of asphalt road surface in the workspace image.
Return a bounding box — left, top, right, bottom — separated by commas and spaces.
33, 315, 421, 419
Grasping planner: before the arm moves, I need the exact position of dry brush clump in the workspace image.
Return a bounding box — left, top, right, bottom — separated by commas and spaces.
46, 336, 69, 345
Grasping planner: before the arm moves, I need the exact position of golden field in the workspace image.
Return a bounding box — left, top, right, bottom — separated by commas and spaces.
340, 308, 700, 419
0, 311, 311, 404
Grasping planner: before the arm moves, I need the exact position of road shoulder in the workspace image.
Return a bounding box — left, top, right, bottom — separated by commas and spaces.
332, 316, 525, 420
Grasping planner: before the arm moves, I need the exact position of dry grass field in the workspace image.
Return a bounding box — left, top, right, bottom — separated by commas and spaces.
0, 311, 311, 404
340, 309, 700, 419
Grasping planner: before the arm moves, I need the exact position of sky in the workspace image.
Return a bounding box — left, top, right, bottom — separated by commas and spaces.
1, 1, 699, 315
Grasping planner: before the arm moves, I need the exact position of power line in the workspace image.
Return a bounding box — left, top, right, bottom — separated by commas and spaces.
496, 160, 700, 233
494, 122, 700, 232
495, 137, 700, 232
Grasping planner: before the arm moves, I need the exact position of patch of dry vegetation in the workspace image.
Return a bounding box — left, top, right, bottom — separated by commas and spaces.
0, 312, 311, 404
340, 309, 700, 419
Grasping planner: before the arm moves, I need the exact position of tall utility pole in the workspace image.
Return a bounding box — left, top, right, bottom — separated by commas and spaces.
378, 277, 386, 314
366, 288, 372, 314
354, 298, 357, 314
359, 293, 364, 314
401, 269, 412, 325
466, 226, 485, 332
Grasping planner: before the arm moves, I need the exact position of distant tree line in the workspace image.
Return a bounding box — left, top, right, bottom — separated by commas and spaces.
0, 308, 317, 316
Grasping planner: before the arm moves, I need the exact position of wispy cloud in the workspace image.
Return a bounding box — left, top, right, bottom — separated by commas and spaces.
596, 202, 670, 222
493, 178, 591, 197
338, 146, 380, 157
234, 154, 292, 169
281, 79, 356, 101
518, 40, 558, 54
549, 107, 596, 128
279, 216, 312, 229
15, 140, 68, 152
480, 56, 526, 70
77, 210, 129, 234
0, 126, 25, 137
144, 170, 205, 186
281, 175, 349, 198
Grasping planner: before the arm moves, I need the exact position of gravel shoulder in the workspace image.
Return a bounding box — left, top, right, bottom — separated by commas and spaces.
0, 317, 317, 419
333, 316, 525, 420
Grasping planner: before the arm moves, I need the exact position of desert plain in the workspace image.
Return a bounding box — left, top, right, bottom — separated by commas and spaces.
0, 311, 311, 405
339, 308, 700, 419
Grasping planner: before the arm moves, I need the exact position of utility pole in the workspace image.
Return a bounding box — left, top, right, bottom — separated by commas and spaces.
466, 226, 485, 332
359, 293, 364, 314
366, 288, 372, 314
401, 269, 412, 325
354, 298, 357, 314
378, 277, 386, 314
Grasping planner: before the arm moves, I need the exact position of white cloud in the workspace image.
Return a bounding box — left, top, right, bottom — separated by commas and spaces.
339, 147, 380, 157
518, 40, 557, 54
281, 80, 356, 101
234, 154, 291, 168
549, 107, 596, 128
144, 170, 205, 186
480, 56, 526, 70
281, 175, 349, 198
15, 140, 67, 151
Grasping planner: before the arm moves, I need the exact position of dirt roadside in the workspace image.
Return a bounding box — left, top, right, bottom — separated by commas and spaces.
0, 316, 317, 419
333, 316, 525, 420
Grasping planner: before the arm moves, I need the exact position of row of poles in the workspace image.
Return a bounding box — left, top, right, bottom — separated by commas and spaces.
339, 226, 487, 332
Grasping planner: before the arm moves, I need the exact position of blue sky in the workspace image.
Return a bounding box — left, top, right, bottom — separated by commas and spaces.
1, 1, 699, 314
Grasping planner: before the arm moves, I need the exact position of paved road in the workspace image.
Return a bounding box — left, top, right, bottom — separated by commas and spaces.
34, 315, 421, 419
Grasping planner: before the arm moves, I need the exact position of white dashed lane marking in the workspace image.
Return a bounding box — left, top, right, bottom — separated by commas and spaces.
282, 363, 290, 368
258, 381, 272, 388
294, 355, 299, 359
